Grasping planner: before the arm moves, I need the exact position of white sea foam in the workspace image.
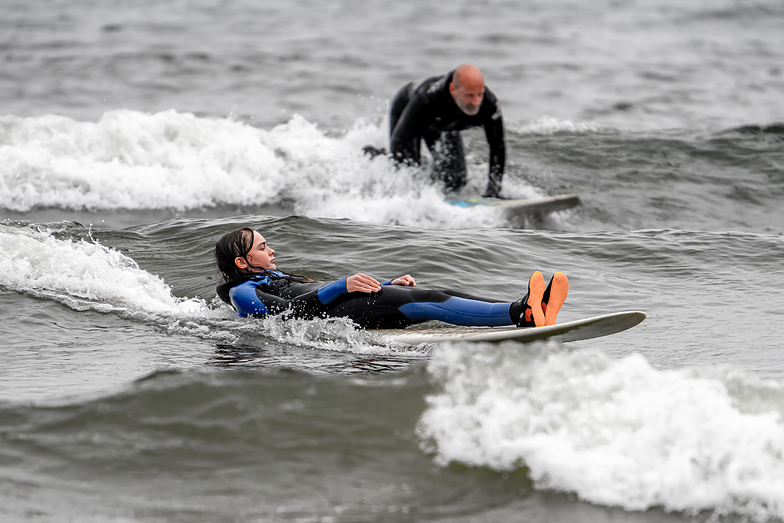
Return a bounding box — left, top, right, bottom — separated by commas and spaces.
517, 116, 601, 135
0, 110, 284, 211
417, 342, 784, 520
0, 223, 211, 316
0, 110, 552, 229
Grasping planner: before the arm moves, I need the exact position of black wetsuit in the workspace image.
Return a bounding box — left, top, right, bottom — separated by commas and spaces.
216, 271, 526, 330
388, 69, 506, 198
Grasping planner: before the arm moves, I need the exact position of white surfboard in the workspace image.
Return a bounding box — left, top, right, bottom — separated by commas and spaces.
447, 194, 581, 223
376, 311, 645, 345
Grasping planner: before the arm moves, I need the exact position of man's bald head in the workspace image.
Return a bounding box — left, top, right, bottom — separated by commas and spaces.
452, 64, 484, 89
450, 64, 485, 116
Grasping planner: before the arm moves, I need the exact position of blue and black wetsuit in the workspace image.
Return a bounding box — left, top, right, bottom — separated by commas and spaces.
388, 69, 506, 198
216, 270, 525, 330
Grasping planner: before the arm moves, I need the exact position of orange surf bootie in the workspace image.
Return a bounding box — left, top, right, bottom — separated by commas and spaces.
542, 272, 569, 326
514, 271, 546, 327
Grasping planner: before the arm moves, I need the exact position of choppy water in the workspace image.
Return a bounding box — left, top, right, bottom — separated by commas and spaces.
2, 0, 784, 521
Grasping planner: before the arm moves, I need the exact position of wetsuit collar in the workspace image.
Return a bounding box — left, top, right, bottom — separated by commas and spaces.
215, 271, 288, 304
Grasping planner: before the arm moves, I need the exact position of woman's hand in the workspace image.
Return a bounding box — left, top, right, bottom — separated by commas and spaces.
390, 275, 416, 287
346, 273, 382, 293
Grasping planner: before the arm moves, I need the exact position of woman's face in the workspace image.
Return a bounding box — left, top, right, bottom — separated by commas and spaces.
236, 231, 276, 272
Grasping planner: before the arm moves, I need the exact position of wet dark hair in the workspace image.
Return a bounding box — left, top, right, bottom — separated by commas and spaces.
215, 228, 255, 282
214, 227, 314, 284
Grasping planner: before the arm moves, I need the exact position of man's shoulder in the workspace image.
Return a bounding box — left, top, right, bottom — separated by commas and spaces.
482, 85, 500, 104
480, 88, 503, 122
412, 73, 450, 101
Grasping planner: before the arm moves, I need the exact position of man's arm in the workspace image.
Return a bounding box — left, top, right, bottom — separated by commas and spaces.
482, 100, 506, 198
389, 95, 429, 165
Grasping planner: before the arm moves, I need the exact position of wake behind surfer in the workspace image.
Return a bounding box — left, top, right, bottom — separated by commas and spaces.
364, 63, 506, 198
214, 227, 568, 329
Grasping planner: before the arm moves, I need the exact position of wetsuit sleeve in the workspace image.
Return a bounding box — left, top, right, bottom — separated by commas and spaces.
389, 94, 431, 165
316, 278, 348, 304
230, 278, 351, 318
229, 281, 270, 317
482, 100, 506, 198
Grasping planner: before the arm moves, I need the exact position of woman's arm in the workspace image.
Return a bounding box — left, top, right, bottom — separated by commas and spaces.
346, 273, 382, 293
230, 274, 392, 318
230, 278, 330, 318
388, 275, 416, 286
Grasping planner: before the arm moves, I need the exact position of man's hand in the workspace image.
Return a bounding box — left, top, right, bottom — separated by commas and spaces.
346, 273, 382, 293
390, 275, 416, 286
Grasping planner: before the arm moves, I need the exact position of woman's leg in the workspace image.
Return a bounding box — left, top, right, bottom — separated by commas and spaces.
397, 295, 513, 326
323, 273, 566, 329
542, 272, 569, 326
324, 286, 514, 329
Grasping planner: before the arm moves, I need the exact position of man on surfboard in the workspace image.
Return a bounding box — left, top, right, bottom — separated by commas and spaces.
364, 64, 506, 198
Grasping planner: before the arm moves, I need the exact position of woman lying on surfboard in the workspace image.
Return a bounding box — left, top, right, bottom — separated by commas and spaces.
214, 227, 569, 330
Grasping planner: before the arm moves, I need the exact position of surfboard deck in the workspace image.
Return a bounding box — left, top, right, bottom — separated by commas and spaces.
376, 311, 645, 345
447, 194, 581, 222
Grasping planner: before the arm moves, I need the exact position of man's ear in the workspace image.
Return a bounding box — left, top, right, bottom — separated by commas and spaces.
449, 82, 456, 97
235, 256, 248, 269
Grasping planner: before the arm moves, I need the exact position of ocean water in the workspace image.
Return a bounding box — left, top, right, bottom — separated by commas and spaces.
2, 0, 784, 521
